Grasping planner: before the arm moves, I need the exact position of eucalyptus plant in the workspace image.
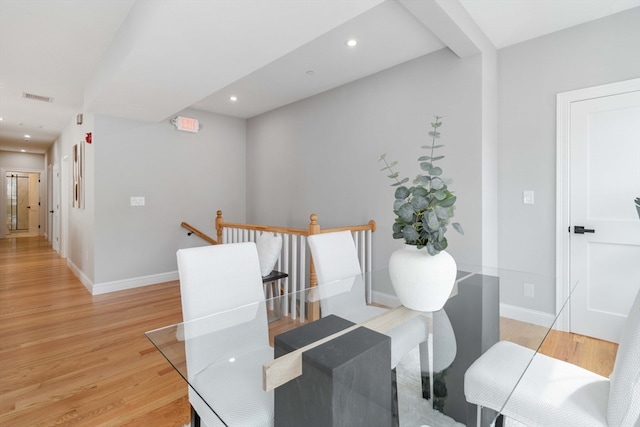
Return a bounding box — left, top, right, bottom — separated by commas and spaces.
379, 116, 463, 255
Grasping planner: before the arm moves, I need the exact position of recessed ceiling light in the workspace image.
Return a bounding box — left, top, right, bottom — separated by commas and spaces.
346, 39, 358, 47
21, 149, 26, 152
24, 134, 30, 138
230, 95, 238, 102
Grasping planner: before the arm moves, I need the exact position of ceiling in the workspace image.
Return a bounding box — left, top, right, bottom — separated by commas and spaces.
1, 0, 638, 154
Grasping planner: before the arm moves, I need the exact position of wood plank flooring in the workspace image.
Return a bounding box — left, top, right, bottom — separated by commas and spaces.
0, 237, 190, 426
501, 317, 617, 377
0, 236, 617, 426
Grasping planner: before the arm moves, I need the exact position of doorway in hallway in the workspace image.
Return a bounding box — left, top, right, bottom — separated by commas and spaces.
5, 171, 41, 237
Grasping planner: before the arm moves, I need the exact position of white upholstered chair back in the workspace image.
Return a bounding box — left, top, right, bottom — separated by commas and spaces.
177, 242, 266, 322
308, 230, 362, 285
607, 289, 640, 426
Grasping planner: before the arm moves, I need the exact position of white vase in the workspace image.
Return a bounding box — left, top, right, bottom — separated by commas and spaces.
388, 245, 457, 312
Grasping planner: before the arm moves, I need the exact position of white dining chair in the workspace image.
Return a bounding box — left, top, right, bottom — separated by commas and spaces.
464, 289, 640, 427
177, 242, 274, 427
307, 230, 430, 369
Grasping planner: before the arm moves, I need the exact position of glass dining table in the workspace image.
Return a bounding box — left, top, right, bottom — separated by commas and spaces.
146, 265, 574, 427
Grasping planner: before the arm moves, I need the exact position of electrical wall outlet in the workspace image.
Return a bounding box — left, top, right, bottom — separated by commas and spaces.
130, 196, 145, 206
524, 282, 535, 298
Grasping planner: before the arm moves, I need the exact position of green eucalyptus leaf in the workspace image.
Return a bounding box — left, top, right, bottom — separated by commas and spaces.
387, 172, 399, 179
412, 186, 428, 197
403, 227, 420, 242
428, 131, 441, 138
427, 243, 437, 256
395, 186, 410, 199
439, 193, 456, 208
431, 167, 443, 176
431, 177, 444, 190
435, 206, 451, 219
452, 222, 464, 235
411, 195, 429, 210
393, 199, 405, 211
414, 175, 430, 185
379, 153, 387, 160
420, 162, 432, 171
397, 203, 415, 222
430, 156, 444, 161
426, 210, 439, 230
433, 190, 447, 201
434, 238, 448, 251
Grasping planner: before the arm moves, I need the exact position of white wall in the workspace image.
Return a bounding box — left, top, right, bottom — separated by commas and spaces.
90, 108, 246, 293
497, 8, 640, 313
49, 113, 95, 285
247, 48, 484, 270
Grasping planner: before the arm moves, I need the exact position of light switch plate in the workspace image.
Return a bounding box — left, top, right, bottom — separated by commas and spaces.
130, 196, 145, 206
523, 190, 535, 205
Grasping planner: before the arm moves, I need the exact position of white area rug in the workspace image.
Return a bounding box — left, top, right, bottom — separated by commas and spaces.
396, 347, 465, 427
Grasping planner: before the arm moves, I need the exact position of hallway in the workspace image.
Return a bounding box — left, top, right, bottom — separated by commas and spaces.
0, 236, 190, 426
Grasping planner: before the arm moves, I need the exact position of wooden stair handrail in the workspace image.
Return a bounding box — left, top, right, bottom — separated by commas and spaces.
215, 210, 376, 238
215, 210, 377, 297
180, 222, 218, 245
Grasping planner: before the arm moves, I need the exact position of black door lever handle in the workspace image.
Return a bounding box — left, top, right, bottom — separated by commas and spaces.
574, 226, 595, 234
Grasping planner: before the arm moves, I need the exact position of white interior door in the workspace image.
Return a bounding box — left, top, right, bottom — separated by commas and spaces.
569, 88, 640, 343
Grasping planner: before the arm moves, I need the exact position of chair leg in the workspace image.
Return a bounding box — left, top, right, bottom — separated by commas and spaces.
190, 404, 201, 427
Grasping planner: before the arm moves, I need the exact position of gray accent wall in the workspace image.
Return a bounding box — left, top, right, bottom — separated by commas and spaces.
91, 109, 246, 287
498, 8, 640, 313
247, 48, 484, 270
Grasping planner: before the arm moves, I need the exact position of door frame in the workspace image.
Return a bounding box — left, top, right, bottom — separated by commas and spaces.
555, 77, 640, 332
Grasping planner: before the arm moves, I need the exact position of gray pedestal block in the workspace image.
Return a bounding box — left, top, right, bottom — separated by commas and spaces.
274, 315, 392, 427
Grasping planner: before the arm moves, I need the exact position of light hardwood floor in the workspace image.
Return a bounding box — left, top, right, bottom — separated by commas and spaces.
0, 236, 617, 426
0, 237, 190, 426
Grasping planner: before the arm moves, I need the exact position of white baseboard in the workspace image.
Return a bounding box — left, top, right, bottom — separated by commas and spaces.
66, 259, 93, 293
91, 271, 179, 295
372, 290, 399, 307
499, 303, 557, 328
66, 259, 178, 295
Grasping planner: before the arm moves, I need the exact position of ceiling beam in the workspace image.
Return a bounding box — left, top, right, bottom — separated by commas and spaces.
398, 0, 493, 58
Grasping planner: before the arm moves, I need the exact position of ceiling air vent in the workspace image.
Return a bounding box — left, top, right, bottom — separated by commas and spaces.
23, 92, 53, 103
